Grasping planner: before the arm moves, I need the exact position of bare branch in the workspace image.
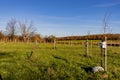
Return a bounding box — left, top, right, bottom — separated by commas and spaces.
6, 18, 17, 40
19, 20, 36, 42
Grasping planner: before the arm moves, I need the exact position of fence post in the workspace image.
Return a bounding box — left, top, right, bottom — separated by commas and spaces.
100, 37, 107, 71
86, 39, 89, 56
110, 41, 112, 50
100, 41, 103, 67
70, 40, 72, 46
104, 36, 107, 71
90, 40, 92, 48
54, 39, 56, 49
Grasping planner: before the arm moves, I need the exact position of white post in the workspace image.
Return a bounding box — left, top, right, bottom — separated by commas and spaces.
54, 39, 56, 49
104, 36, 107, 71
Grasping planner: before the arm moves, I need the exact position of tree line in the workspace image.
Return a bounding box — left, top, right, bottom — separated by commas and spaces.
1, 18, 119, 43
0, 18, 57, 43
57, 34, 120, 41
0, 18, 42, 43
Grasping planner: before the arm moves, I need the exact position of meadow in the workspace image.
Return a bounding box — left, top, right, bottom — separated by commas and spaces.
0, 41, 120, 80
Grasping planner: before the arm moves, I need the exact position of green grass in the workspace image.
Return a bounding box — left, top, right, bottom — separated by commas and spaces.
0, 42, 120, 80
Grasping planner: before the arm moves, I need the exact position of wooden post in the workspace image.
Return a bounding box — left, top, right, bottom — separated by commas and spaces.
70, 40, 72, 46
104, 36, 107, 71
101, 36, 107, 71
100, 41, 103, 67
90, 40, 92, 54
35, 40, 38, 44
54, 39, 56, 49
110, 41, 112, 50
91, 40, 92, 49
86, 39, 88, 56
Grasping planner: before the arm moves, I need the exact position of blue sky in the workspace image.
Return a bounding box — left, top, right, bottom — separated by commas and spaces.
0, 0, 120, 37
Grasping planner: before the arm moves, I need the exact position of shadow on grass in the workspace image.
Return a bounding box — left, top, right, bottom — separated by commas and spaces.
76, 62, 93, 73
52, 55, 69, 63
0, 51, 14, 59
81, 66, 93, 73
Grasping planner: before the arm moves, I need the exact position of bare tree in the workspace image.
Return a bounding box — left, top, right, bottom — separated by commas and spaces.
19, 21, 35, 42
102, 12, 111, 71
6, 18, 17, 41
103, 12, 111, 34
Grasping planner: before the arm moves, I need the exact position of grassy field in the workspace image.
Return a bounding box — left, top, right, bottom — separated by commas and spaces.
0, 42, 120, 80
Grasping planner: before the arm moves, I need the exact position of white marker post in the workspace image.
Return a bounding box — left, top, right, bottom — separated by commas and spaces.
104, 37, 107, 71
100, 37, 107, 71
